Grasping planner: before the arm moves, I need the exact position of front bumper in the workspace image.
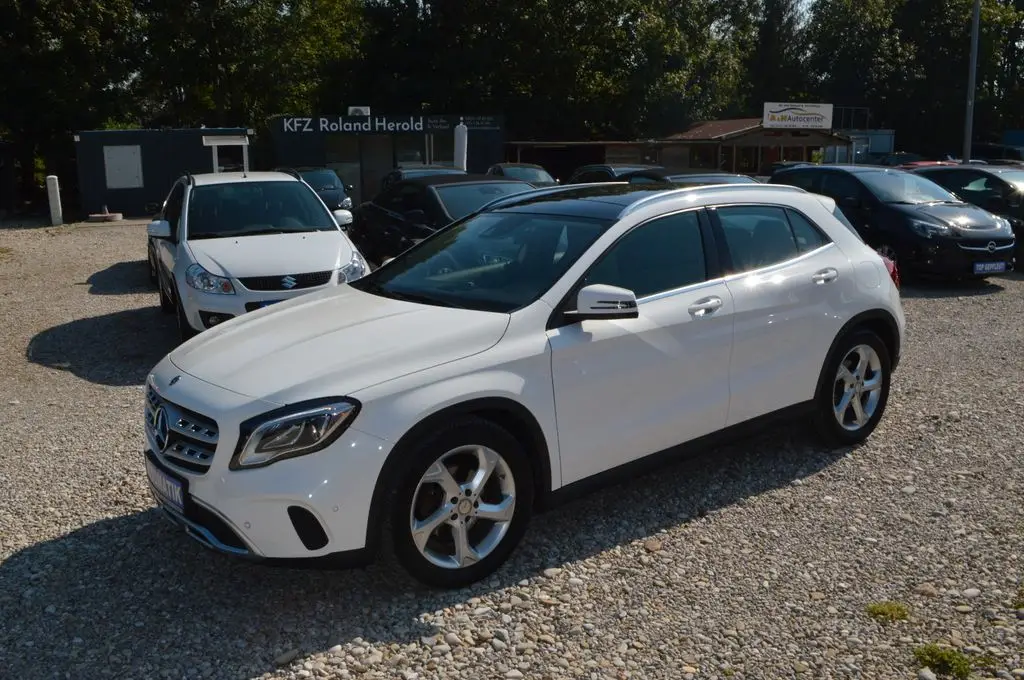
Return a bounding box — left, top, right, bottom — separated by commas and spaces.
905, 237, 1015, 277
144, 363, 391, 564
178, 276, 341, 332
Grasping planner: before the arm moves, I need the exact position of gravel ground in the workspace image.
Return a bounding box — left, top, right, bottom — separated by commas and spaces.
0, 222, 1021, 680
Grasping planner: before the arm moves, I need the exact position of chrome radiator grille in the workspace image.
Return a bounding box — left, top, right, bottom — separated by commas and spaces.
145, 385, 219, 473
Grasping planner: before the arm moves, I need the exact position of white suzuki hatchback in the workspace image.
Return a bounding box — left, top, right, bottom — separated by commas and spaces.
147, 172, 368, 341
143, 182, 905, 588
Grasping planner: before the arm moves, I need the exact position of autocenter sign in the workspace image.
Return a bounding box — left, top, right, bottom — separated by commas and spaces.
762, 102, 834, 129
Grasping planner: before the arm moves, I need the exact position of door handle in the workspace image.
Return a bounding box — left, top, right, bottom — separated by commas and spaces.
811, 268, 839, 284
688, 296, 723, 317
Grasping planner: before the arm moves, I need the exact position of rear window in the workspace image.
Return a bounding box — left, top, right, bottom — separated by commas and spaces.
502, 166, 555, 183
434, 182, 534, 220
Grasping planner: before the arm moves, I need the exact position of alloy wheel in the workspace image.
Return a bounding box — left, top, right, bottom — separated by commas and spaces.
832, 344, 884, 431
409, 445, 516, 569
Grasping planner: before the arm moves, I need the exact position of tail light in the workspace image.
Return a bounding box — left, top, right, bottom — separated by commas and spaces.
881, 255, 900, 290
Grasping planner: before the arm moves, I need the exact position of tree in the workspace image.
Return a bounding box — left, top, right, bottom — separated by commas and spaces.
744, 0, 809, 110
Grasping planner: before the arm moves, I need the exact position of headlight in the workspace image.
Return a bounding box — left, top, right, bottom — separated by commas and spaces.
994, 216, 1013, 233
185, 263, 235, 294
340, 197, 353, 209
338, 250, 368, 282
232, 398, 360, 469
908, 220, 950, 239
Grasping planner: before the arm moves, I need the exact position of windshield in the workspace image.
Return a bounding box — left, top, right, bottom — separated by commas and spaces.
502, 166, 555, 183
859, 171, 960, 204
349, 210, 612, 313
434, 182, 534, 220
299, 169, 343, 190
187, 181, 338, 239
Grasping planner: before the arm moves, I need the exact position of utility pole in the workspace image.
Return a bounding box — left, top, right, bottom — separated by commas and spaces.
962, 0, 982, 164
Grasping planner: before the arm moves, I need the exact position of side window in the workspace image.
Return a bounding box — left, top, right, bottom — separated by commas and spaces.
785, 209, 830, 253
576, 170, 610, 183
583, 210, 706, 299
777, 171, 817, 191
628, 175, 660, 184
717, 205, 799, 272
818, 172, 865, 202
163, 182, 185, 240
377, 184, 419, 212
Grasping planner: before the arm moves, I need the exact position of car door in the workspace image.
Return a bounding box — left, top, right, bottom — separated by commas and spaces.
710, 204, 851, 426
548, 208, 735, 484
817, 171, 876, 240
156, 180, 185, 283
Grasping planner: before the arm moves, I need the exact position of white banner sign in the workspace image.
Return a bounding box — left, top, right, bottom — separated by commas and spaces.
762, 102, 834, 129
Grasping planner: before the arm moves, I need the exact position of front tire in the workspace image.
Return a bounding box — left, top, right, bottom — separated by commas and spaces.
391, 417, 534, 588
814, 329, 891, 447
158, 275, 175, 313
175, 295, 198, 343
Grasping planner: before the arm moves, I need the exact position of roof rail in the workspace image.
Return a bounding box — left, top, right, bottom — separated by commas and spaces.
618, 182, 807, 218
276, 167, 303, 180
477, 182, 628, 213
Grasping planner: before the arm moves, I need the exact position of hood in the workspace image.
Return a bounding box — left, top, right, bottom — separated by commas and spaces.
187, 231, 354, 279
892, 202, 1003, 232
168, 285, 511, 403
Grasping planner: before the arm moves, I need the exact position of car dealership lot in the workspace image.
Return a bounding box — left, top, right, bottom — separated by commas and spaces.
1, 222, 1022, 679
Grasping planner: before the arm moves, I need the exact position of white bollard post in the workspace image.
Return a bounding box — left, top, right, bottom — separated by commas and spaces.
454, 119, 468, 171
46, 175, 63, 225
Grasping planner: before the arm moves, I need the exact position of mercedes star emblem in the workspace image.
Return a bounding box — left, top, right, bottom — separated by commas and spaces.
169, 375, 180, 386
281, 275, 298, 289
153, 407, 170, 452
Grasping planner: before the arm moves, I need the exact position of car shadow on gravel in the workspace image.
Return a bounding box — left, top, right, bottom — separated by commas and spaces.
26, 307, 176, 386
84, 260, 154, 295
0, 426, 853, 678
899, 277, 1005, 298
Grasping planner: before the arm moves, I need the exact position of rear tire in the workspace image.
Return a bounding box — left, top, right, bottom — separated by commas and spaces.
814, 329, 891, 447
391, 417, 534, 589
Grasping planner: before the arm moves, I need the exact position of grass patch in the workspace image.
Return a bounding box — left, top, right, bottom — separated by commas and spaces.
0, 246, 12, 259
1012, 585, 1024, 609
913, 645, 972, 679
866, 601, 910, 622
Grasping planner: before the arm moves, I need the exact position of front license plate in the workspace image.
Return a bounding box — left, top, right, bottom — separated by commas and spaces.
973, 261, 1006, 274
146, 457, 184, 512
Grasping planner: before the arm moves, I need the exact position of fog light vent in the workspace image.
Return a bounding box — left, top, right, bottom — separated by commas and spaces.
287, 506, 329, 551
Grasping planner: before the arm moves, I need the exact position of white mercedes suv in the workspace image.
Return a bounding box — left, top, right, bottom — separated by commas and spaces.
147, 171, 369, 342
143, 182, 905, 588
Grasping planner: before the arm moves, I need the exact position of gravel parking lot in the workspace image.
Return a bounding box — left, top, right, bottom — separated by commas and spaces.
1, 222, 1021, 680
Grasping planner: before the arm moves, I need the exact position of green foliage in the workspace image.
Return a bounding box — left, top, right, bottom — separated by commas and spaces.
865, 601, 910, 622
912, 644, 972, 679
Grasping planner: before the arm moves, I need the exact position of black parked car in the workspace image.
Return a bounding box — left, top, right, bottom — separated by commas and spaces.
485, 162, 558, 187
277, 167, 354, 210
619, 168, 759, 186
911, 164, 1024, 259
770, 165, 1015, 278
349, 175, 535, 264
380, 165, 467, 193
566, 164, 664, 184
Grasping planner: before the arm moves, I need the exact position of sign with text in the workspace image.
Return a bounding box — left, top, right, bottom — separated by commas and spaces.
278, 114, 504, 134
762, 102, 834, 129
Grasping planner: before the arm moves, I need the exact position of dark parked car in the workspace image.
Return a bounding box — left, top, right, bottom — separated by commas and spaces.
770, 165, 1015, 279
349, 175, 535, 264
969, 143, 1024, 164
276, 167, 354, 210
566, 164, 664, 184
485, 162, 558, 187
911, 164, 1024, 259
380, 165, 467, 193
619, 168, 759, 186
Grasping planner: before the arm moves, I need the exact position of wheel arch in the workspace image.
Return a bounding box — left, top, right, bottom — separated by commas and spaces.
362, 396, 553, 557
814, 309, 901, 402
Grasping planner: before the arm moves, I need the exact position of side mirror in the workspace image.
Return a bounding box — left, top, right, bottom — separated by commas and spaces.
404, 209, 427, 225
333, 209, 354, 228
567, 284, 639, 322
147, 219, 172, 239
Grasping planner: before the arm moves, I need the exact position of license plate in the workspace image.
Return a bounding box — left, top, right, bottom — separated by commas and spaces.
146, 457, 184, 512
973, 261, 1006, 274
258, 300, 282, 309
